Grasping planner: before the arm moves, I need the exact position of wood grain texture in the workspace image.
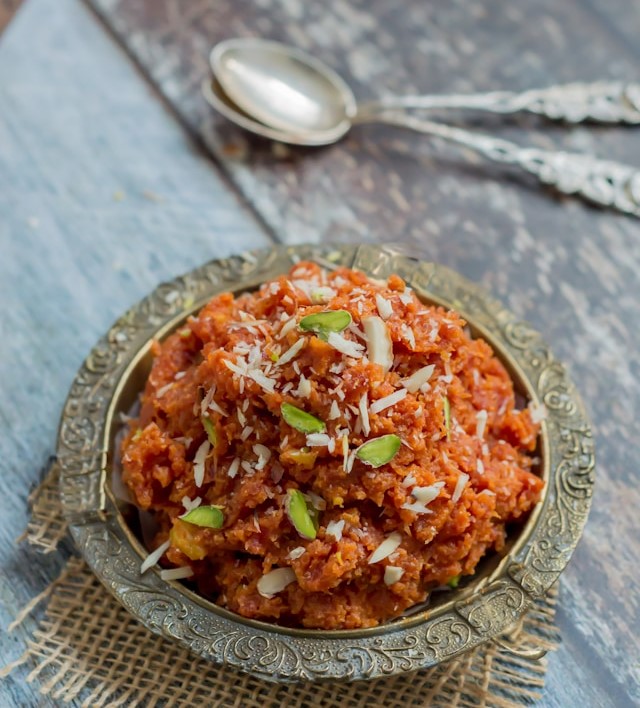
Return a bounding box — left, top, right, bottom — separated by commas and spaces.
0, 0, 270, 705
82, 1, 640, 705
0, 0, 638, 705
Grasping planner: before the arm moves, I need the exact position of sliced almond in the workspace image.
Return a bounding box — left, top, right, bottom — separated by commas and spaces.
363, 315, 393, 372
257, 567, 296, 599
384, 566, 404, 585
401, 365, 435, 393
368, 531, 402, 564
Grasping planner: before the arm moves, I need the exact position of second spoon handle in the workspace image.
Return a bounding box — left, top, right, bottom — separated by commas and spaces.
372, 112, 640, 217
357, 82, 640, 124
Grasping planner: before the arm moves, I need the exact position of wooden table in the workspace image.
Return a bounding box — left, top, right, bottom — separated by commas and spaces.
0, 1, 22, 34
0, 0, 638, 705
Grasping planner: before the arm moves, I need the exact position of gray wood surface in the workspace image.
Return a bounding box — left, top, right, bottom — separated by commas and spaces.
84, 1, 640, 705
0, 0, 638, 705
0, 0, 271, 704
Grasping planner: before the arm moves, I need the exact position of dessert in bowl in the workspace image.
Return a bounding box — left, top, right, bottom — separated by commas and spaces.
121, 261, 544, 630
58, 245, 593, 681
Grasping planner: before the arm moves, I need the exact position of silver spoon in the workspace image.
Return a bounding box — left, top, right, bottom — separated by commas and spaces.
202, 77, 640, 218
211, 38, 640, 139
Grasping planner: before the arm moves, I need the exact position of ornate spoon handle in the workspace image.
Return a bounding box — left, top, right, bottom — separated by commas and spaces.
373, 113, 640, 217
357, 82, 640, 124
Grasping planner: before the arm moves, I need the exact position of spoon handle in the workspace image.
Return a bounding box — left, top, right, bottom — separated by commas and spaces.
374, 113, 640, 217
357, 82, 640, 124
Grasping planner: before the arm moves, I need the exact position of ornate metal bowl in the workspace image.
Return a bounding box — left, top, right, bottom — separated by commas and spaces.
58, 244, 594, 683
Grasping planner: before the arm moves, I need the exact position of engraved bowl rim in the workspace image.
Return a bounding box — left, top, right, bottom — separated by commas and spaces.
57, 243, 595, 683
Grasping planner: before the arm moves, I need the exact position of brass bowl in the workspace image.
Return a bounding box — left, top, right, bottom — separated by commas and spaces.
58, 244, 594, 682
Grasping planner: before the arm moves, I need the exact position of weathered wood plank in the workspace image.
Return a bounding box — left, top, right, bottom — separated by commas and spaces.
1, 0, 639, 704
0, 0, 23, 34
0, 0, 271, 705
580, 0, 640, 63
80, 1, 640, 705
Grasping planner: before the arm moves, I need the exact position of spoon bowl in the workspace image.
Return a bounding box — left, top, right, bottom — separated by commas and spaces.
211, 38, 355, 143
201, 76, 345, 146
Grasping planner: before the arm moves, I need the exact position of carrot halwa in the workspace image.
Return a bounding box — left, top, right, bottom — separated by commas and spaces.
121, 263, 544, 630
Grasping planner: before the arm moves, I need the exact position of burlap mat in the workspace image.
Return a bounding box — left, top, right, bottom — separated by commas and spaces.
2, 464, 560, 707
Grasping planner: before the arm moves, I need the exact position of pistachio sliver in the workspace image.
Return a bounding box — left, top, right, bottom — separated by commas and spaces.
180, 505, 224, 529
299, 310, 352, 337
355, 434, 401, 468
447, 574, 461, 589
305, 500, 321, 532
281, 403, 326, 434
284, 489, 317, 540
443, 396, 451, 441
201, 415, 217, 446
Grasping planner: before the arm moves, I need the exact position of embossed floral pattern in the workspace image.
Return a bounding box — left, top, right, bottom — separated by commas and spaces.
58, 245, 594, 682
